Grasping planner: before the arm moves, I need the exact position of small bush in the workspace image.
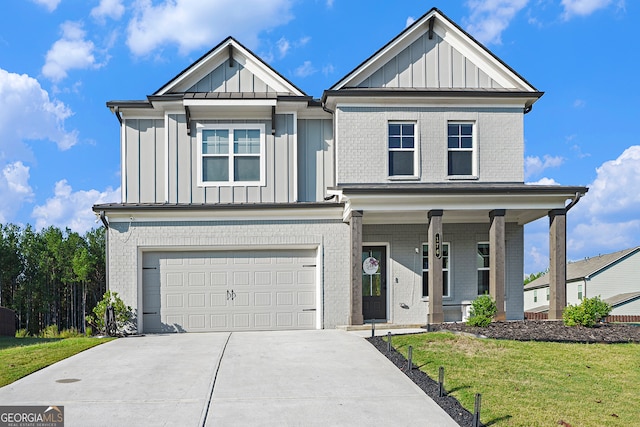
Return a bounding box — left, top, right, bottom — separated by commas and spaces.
15, 329, 29, 338
467, 294, 497, 327
38, 324, 59, 338
86, 291, 133, 334
563, 296, 612, 327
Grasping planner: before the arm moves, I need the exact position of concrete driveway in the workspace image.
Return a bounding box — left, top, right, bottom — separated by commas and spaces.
0, 330, 457, 426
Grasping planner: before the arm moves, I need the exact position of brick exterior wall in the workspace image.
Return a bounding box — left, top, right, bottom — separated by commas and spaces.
335, 106, 524, 184
107, 219, 351, 330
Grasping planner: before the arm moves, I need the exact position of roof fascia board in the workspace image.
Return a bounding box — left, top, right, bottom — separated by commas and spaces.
183, 98, 277, 107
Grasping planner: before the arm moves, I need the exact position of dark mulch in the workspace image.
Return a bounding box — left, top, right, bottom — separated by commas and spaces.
367, 321, 640, 426
368, 335, 476, 427
429, 320, 640, 344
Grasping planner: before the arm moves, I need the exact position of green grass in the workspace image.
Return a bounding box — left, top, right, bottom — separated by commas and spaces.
393, 332, 640, 427
0, 336, 114, 387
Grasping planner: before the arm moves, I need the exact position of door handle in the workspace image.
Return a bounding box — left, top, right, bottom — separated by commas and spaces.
231, 290, 236, 300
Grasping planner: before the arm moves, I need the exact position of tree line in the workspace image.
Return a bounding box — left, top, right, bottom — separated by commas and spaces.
0, 223, 106, 335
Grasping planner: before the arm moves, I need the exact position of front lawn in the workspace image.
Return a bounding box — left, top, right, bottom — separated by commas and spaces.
392, 332, 640, 427
0, 336, 114, 387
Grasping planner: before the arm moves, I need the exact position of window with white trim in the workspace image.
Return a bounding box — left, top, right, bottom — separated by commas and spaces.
534, 290, 538, 303
477, 242, 490, 295
578, 284, 583, 300
422, 242, 450, 298
388, 123, 416, 176
197, 124, 266, 186
447, 122, 475, 176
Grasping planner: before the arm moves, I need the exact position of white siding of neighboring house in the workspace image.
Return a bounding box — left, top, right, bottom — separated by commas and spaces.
611, 298, 640, 316
567, 281, 583, 306
585, 251, 640, 300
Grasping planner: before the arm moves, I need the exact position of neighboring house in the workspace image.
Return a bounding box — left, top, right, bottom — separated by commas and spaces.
93, 8, 587, 333
524, 247, 640, 316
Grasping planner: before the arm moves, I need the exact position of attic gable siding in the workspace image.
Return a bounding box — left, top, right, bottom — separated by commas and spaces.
186, 60, 276, 93
355, 33, 503, 90
587, 251, 640, 300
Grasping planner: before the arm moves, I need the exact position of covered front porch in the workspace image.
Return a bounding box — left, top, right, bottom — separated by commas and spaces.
328, 183, 588, 326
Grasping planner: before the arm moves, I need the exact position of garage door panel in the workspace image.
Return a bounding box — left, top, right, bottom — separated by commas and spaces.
143, 249, 317, 333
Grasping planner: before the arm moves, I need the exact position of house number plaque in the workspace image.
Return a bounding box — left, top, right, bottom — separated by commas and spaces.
435, 233, 441, 259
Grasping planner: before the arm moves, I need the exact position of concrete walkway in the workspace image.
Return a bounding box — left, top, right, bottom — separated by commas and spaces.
0, 330, 457, 427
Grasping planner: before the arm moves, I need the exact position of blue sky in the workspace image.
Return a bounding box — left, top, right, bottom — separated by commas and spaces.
0, 0, 637, 274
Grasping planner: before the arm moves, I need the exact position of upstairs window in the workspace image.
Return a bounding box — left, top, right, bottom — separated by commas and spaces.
388, 123, 415, 177
447, 123, 475, 176
198, 124, 265, 186
422, 242, 450, 298
477, 243, 490, 295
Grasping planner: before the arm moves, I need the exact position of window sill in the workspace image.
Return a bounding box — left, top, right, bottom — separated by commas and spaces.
387, 176, 421, 181
198, 181, 265, 187
421, 296, 452, 302
447, 175, 478, 180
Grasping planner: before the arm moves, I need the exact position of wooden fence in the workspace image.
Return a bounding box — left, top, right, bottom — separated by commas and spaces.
524, 312, 640, 323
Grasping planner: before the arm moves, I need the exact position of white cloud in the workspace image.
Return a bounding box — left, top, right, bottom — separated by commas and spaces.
91, 0, 126, 22
0, 68, 78, 152
406, 16, 416, 27
527, 177, 560, 185
32, 180, 121, 233
524, 154, 564, 179
294, 61, 316, 78
31, 0, 61, 12
573, 99, 586, 108
126, 0, 294, 56
0, 162, 34, 224
561, 0, 613, 20
322, 63, 335, 76
277, 37, 290, 58
464, 0, 529, 45
565, 145, 640, 256
42, 22, 100, 82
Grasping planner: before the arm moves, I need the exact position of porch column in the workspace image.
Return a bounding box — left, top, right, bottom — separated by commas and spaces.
549, 209, 567, 320
350, 210, 364, 325
428, 210, 444, 324
489, 209, 506, 321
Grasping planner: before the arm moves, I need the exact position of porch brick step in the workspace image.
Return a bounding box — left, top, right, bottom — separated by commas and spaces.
336, 323, 425, 331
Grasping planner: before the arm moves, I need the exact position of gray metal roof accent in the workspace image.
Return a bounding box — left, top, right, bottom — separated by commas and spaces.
332, 183, 588, 195
524, 246, 640, 290
92, 202, 344, 212
106, 100, 153, 109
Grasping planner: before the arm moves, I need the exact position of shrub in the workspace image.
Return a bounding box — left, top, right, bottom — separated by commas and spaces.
38, 324, 59, 338
15, 328, 29, 338
467, 294, 497, 327
563, 296, 612, 327
86, 291, 133, 334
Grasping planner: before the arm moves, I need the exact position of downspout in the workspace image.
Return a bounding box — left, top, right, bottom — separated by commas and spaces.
111, 106, 123, 124
565, 191, 582, 212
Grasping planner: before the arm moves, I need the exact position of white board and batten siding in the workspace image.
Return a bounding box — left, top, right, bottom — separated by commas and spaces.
354, 32, 503, 90
142, 249, 318, 333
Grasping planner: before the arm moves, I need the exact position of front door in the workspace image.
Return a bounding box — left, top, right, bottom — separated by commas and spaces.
362, 246, 387, 321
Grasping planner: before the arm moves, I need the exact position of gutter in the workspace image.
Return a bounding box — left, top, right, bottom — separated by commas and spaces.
109, 106, 123, 125
565, 191, 583, 212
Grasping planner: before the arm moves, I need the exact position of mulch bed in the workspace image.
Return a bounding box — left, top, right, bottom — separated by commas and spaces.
429, 320, 640, 344
367, 320, 640, 426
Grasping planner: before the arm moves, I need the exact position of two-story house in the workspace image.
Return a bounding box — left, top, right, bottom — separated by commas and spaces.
93, 8, 588, 333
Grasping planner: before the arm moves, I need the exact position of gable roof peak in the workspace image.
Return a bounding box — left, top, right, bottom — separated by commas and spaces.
154, 36, 306, 97
328, 7, 537, 95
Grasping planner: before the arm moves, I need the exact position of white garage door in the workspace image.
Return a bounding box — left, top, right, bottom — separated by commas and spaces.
142, 250, 317, 333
